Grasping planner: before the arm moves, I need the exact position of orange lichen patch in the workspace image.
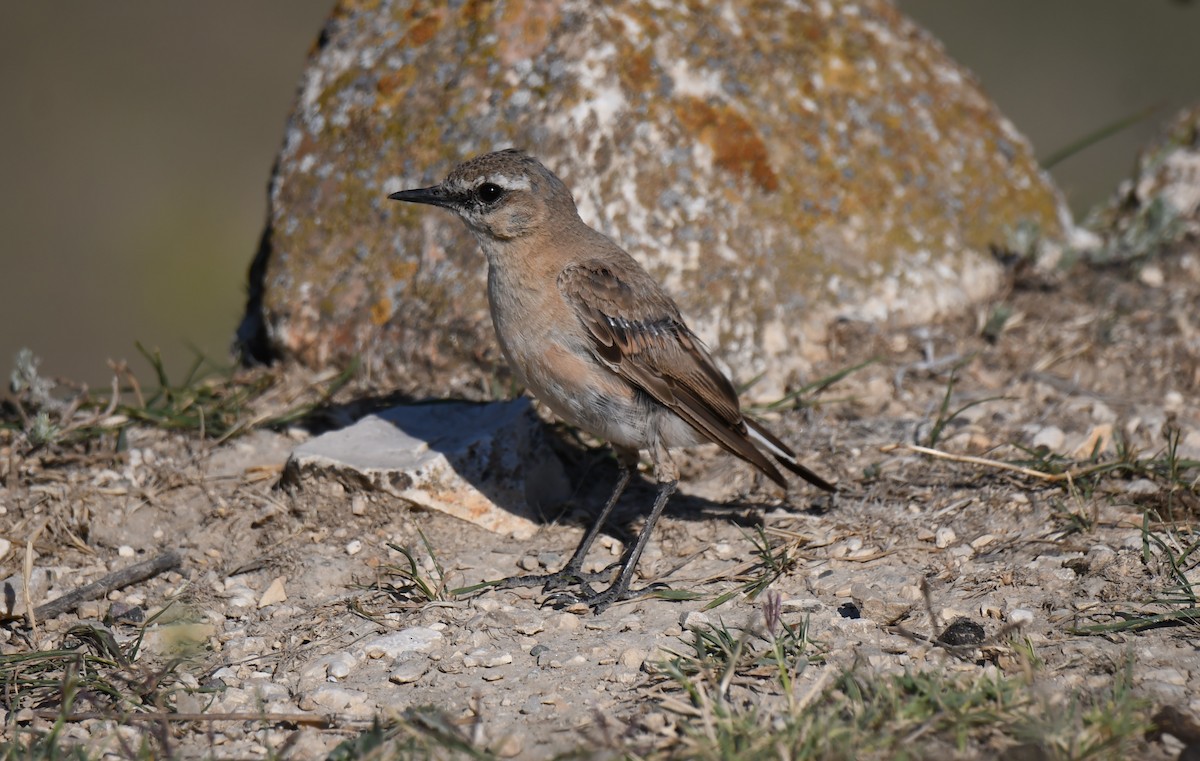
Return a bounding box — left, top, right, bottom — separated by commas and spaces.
458, 0, 493, 27
617, 46, 655, 96
402, 5, 444, 47
674, 97, 780, 192
389, 260, 419, 281
369, 296, 394, 326
376, 68, 418, 112
496, 0, 562, 65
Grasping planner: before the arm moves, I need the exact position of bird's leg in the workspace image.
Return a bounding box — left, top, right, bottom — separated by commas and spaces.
550, 443, 680, 614
497, 449, 637, 593
573, 477, 677, 614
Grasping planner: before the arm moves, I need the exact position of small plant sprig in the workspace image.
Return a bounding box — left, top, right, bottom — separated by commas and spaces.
706, 527, 801, 610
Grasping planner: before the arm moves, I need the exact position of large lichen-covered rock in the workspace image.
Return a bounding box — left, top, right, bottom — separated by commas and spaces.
239, 0, 1070, 399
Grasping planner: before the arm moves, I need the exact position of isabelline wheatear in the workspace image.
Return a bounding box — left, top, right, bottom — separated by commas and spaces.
389, 149, 834, 613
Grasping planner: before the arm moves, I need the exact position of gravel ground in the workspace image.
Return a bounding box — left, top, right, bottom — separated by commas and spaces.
2, 247, 1199, 759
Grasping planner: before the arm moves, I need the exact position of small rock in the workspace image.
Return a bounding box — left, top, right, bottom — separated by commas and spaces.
257, 577, 288, 608
937, 618, 986, 646
117, 545, 135, 558
619, 648, 647, 669
299, 652, 357, 682
463, 649, 512, 668
308, 685, 371, 716
517, 555, 540, 571
1009, 609, 1034, 626
514, 619, 544, 636
345, 540, 363, 556
360, 627, 443, 659
1142, 668, 1188, 687
1124, 479, 1159, 495
1032, 426, 1065, 452
225, 582, 257, 610
830, 537, 863, 559
283, 400, 568, 539
1139, 264, 1164, 287
389, 659, 429, 684
328, 658, 353, 680
519, 696, 542, 715
935, 527, 957, 549
552, 613, 581, 632
970, 534, 997, 550
1085, 545, 1116, 572
489, 732, 523, 758
680, 610, 711, 629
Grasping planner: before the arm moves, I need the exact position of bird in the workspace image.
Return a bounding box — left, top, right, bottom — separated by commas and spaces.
388, 149, 834, 613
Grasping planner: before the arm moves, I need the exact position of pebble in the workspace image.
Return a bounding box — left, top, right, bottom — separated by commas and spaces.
552, 613, 581, 631
514, 619, 544, 636
1139, 264, 1164, 287
1009, 609, 1034, 626
518, 555, 540, 571
117, 545, 135, 558
680, 610, 711, 629
781, 596, 822, 611
1032, 426, 1065, 452
345, 540, 363, 555
489, 733, 523, 758
970, 534, 996, 550
830, 537, 863, 558
299, 652, 357, 683
224, 636, 268, 662
1124, 479, 1159, 495
360, 627, 443, 659
463, 649, 513, 668
1085, 545, 1116, 571
307, 685, 371, 716
619, 648, 647, 669
257, 577, 288, 608
935, 527, 957, 549
519, 695, 542, 715
389, 657, 429, 684
224, 582, 257, 610
1142, 668, 1188, 687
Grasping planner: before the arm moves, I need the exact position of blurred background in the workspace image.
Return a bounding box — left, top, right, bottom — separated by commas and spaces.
2, 1, 1198, 387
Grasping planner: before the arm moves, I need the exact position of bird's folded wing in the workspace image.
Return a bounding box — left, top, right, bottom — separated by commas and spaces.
558, 259, 786, 486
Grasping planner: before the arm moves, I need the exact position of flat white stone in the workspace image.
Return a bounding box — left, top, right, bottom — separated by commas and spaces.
284, 399, 569, 539
359, 627, 443, 660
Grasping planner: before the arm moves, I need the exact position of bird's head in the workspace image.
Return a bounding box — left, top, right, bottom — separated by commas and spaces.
388, 149, 577, 243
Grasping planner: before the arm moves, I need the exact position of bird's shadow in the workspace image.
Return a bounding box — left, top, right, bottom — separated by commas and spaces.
279, 392, 802, 540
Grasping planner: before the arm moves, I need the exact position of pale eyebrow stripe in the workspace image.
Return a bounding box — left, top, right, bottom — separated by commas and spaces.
488, 174, 531, 191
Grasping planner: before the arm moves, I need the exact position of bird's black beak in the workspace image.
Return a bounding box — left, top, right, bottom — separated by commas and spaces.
388, 185, 453, 208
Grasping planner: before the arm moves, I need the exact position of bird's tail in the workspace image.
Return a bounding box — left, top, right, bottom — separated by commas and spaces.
745, 417, 836, 493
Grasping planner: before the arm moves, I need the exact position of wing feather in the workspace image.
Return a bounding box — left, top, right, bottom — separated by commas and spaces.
558, 260, 787, 487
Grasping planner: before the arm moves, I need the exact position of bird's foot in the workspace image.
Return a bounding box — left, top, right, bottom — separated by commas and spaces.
543, 581, 670, 615
495, 562, 620, 595
496, 563, 668, 613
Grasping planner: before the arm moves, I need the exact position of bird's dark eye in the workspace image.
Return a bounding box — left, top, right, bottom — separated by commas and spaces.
476, 182, 504, 204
